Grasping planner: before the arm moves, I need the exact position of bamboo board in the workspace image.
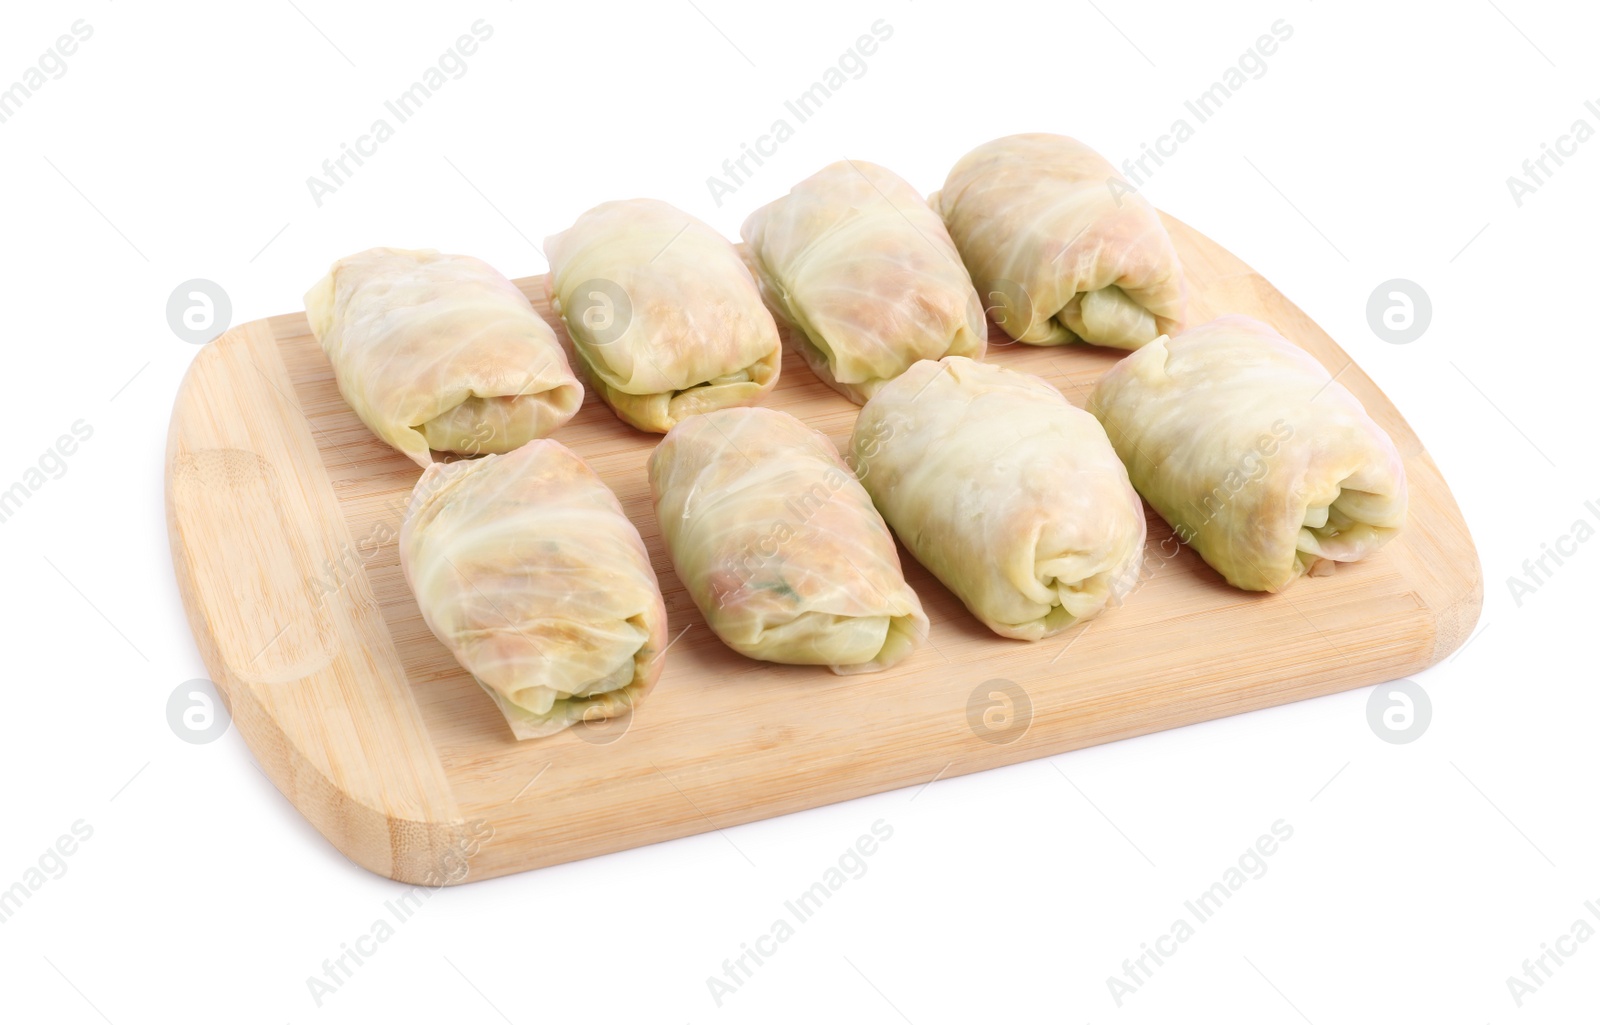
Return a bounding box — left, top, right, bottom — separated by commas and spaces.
164, 214, 1482, 884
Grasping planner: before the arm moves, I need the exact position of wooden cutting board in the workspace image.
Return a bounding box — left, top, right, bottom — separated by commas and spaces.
165, 214, 1482, 885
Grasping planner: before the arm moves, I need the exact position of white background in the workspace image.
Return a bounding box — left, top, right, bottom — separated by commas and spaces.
1, 1, 1595, 1022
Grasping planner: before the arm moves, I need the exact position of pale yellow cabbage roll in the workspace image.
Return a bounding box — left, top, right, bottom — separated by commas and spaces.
741, 160, 987, 403
649, 407, 927, 672
1090, 315, 1408, 592
305, 247, 582, 466
400, 440, 668, 739
850, 357, 1146, 640
545, 199, 781, 433
930, 133, 1187, 349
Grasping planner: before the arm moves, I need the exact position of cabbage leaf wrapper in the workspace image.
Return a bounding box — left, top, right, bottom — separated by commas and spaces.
742, 159, 986, 404
649, 407, 927, 673
1090, 315, 1408, 592
930, 134, 1187, 350
400, 440, 668, 740
546, 199, 781, 433
850, 357, 1146, 641
305, 247, 582, 466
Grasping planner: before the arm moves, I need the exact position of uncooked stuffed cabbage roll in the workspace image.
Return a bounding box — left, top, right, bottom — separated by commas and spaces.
1090, 315, 1408, 592
545, 199, 782, 433
741, 160, 987, 403
850, 357, 1146, 641
930, 133, 1187, 350
400, 439, 668, 739
305, 247, 583, 466
649, 407, 927, 672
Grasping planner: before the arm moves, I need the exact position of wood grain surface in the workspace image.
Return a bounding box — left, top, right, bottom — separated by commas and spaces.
164, 214, 1483, 884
